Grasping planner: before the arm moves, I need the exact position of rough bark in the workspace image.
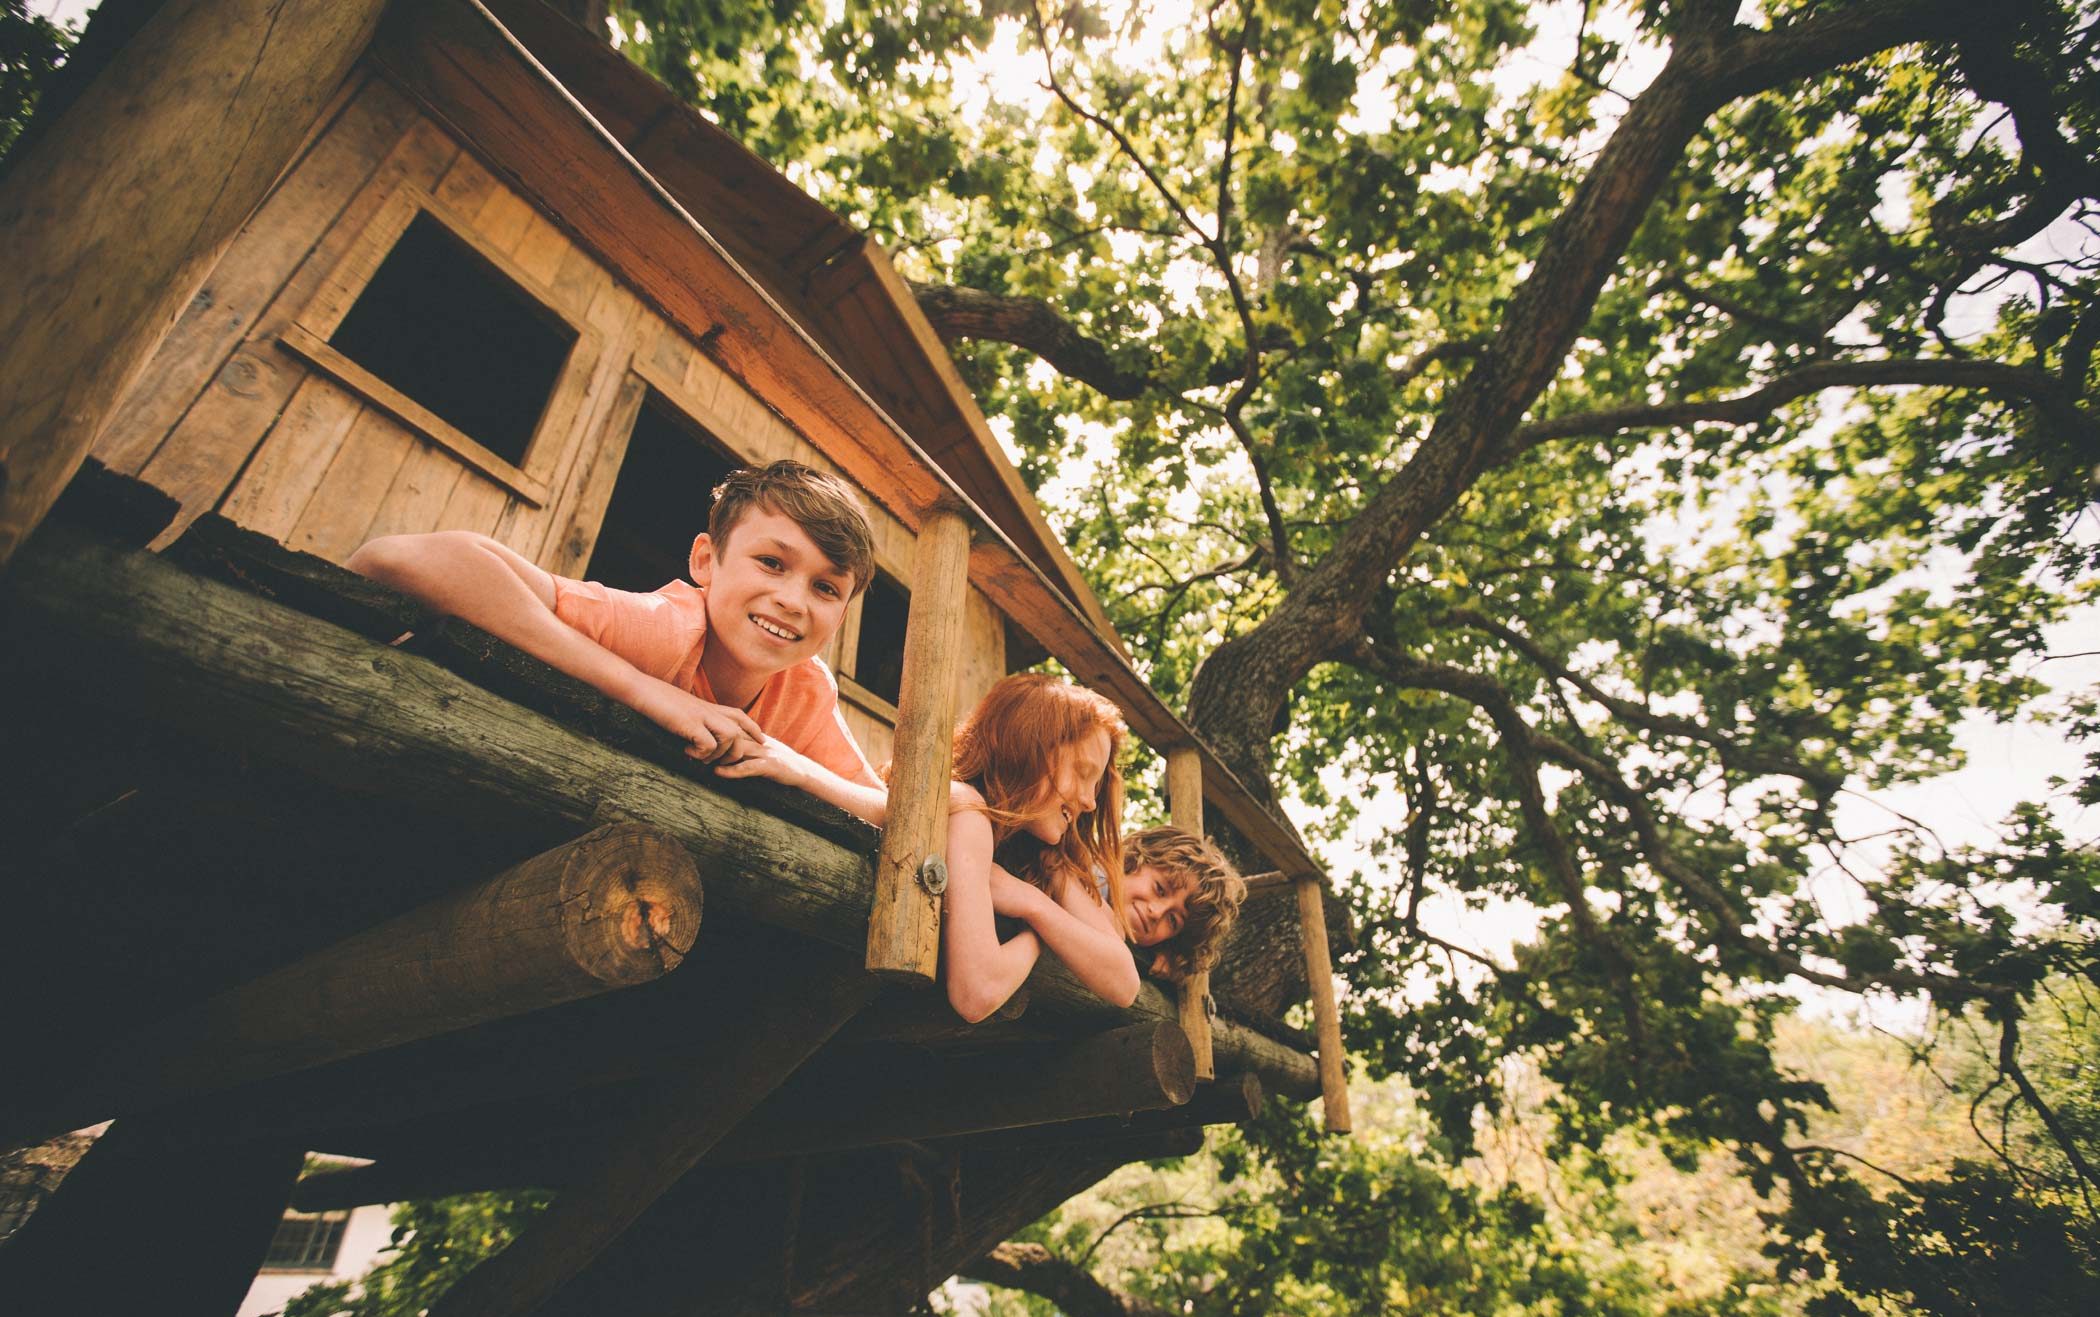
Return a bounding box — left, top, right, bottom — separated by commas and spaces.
962, 1241, 1175, 1317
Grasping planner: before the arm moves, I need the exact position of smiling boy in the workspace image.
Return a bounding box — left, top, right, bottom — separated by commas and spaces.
346, 461, 880, 784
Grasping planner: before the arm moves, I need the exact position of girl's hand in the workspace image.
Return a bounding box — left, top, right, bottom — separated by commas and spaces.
714, 734, 819, 789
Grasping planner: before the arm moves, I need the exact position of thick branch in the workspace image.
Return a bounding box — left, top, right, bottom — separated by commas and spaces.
1186, 0, 1984, 784
909, 280, 1286, 402
1505, 357, 2097, 457
960, 1241, 1173, 1317
1437, 607, 1845, 797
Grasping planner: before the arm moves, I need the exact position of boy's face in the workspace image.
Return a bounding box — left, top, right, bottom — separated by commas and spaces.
1126, 863, 1192, 948
689, 507, 854, 683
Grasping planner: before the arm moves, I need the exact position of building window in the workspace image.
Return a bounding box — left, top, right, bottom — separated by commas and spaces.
261, 1208, 351, 1272
327, 211, 578, 469
853, 570, 910, 707
584, 388, 739, 594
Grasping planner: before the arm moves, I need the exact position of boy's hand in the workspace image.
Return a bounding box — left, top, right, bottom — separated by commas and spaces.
713, 734, 821, 790
631, 684, 764, 764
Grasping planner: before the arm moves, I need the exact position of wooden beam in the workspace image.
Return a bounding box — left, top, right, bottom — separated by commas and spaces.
3, 821, 700, 1146
868, 505, 971, 979
426, 968, 877, 1317
840, 982, 1032, 1046
4, 525, 1319, 1105
0, 1116, 304, 1317
0, 0, 385, 567
964, 1070, 1263, 1150
1296, 876, 1353, 1133
1164, 745, 1216, 1081
714, 1022, 1195, 1163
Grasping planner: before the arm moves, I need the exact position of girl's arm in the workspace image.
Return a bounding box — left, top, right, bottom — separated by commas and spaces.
991, 868, 1140, 1007
942, 807, 1041, 1022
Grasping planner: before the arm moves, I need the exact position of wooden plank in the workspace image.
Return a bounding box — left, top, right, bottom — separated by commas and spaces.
4, 822, 701, 1145
1296, 875, 1352, 1133
0, 1117, 304, 1317
0, 0, 389, 567
218, 373, 367, 538
867, 505, 971, 980
540, 366, 648, 576
92, 72, 403, 476
1166, 745, 1216, 1081
360, 437, 468, 543
425, 969, 876, 1317
511, 211, 571, 289
469, 178, 535, 254
285, 406, 418, 561
133, 117, 462, 544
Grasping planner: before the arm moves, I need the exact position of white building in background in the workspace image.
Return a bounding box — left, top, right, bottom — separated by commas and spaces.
236, 1204, 395, 1317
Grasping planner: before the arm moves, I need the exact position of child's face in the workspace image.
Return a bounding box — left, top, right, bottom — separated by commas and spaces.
1021, 727, 1113, 846
1125, 863, 1192, 948
689, 507, 854, 682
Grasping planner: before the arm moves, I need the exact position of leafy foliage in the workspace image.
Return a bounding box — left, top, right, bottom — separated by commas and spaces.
0, 0, 73, 164
279, 1192, 551, 1317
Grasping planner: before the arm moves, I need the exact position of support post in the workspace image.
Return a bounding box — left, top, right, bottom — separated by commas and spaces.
868, 502, 973, 979
0, 0, 386, 568
0, 1116, 304, 1317
1295, 876, 1353, 1132
4, 821, 701, 1145
1164, 745, 1216, 1080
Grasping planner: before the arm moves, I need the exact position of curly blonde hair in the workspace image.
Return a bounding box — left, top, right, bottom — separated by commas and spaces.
1124, 826, 1245, 982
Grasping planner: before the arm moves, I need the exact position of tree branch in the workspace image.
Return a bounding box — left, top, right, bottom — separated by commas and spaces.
1435, 607, 1845, 798
1504, 357, 2097, 458
960, 1241, 1173, 1317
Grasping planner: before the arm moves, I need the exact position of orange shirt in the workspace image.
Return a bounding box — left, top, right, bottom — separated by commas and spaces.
551, 576, 878, 786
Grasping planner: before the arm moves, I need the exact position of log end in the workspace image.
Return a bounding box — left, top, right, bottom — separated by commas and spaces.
1150, 1021, 1197, 1107
563, 823, 703, 986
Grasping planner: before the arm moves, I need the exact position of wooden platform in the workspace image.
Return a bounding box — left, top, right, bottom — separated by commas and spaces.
0, 468, 1319, 1314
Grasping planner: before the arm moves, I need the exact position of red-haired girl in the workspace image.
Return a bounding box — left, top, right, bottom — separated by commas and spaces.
723, 672, 1138, 1019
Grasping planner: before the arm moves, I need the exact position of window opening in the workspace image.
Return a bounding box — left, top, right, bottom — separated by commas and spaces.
854, 570, 910, 707
262, 1208, 350, 1272
585, 388, 739, 594
328, 211, 576, 468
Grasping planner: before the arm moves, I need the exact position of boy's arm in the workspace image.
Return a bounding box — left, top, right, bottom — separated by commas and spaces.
716, 740, 889, 824
346, 531, 763, 761
991, 868, 1140, 1007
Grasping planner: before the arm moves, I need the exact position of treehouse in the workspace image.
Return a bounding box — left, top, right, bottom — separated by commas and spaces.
0, 1, 1348, 1312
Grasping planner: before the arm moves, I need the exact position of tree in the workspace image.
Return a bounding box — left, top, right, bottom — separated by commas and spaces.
657, 0, 2100, 1299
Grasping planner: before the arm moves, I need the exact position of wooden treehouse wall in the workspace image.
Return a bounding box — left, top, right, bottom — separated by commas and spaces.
86, 66, 1006, 765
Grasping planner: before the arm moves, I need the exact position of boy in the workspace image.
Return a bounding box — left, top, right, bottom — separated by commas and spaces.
1122, 826, 1247, 982
346, 460, 880, 785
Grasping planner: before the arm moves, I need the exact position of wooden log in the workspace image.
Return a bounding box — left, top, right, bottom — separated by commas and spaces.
3, 526, 1320, 1105
1240, 868, 1289, 893
1165, 744, 1217, 1081
1296, 875, 1353, 1133
0, 1116, 304, 1317
713, 1022, 1196, 1163
868, 503, 972, 980
962, 1070, 1263, 1151
3, 821, 700, 1146
840, 982, 1033, 1047
0, 0, 386, 568
426, 968, 878, 1317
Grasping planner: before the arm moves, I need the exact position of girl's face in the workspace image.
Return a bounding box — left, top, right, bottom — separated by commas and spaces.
1021, 727, 1113, 846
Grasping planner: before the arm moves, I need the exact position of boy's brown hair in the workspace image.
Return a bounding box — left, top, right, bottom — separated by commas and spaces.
1125, 826, 1246, 982
709, 460, 876, 595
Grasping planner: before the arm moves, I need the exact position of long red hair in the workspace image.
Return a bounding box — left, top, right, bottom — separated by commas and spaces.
952, 673, 1129, 935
